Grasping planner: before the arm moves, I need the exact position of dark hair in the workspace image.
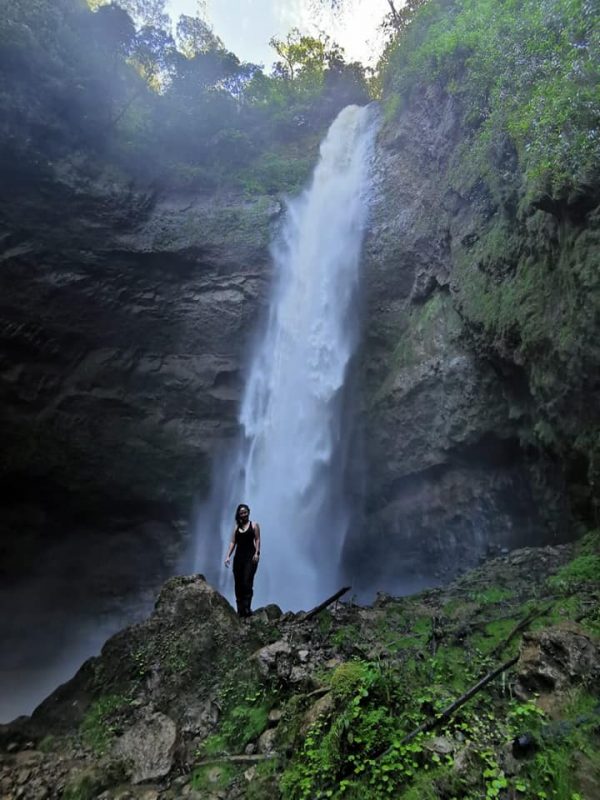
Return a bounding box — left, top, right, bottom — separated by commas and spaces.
235, 504, 250, 524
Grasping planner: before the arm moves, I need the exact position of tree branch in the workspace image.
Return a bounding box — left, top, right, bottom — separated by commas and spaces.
396, 655, 519, 747
303, 586, 351, 621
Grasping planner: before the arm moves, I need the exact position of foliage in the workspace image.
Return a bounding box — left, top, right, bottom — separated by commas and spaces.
90, 0, 170, 29
1, 0, 369, 196
176, 12, 223, 57
277, 544, 600, 799
62, 772, 99, 800
511, 689, 600, 800
38, 734, 56, 753
380, 0, 599, 196
190, 763, 239, 793
470, 587, 515, 605
374, 0, 599, 517
197, 674, 274, 756
577, 529, 600, 555
270, 28, 340, 84
80, 694, 130, 754
547, 554, 600, 593
235, 147, 317, 195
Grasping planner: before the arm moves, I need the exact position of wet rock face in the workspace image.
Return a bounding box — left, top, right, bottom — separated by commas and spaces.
0, 176, 277, 522
351, 84, 573, 587
0, 160, 277, 719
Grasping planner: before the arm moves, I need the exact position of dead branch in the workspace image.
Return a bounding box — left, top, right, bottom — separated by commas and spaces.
303, 586, 351, 621
394, 655, 519, 748
194, 754, 275, 766
491, 602, 554, 658
305, 686, 331, 699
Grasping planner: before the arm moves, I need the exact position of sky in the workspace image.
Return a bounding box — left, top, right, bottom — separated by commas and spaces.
165, 0, 390, 69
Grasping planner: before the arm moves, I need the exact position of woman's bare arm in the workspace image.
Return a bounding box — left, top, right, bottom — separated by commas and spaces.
253, 522, 261, 562
224, 526, 237, 566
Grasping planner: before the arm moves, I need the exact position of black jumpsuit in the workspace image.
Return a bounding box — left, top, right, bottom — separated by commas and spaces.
233, 522, 257, 617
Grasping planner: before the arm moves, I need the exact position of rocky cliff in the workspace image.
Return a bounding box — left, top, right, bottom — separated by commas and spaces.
346, 0, 599, 590
0, 152, 280, 718
346, 67, 599, 591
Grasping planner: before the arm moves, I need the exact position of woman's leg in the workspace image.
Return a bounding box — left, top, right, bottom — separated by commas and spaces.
241, 559, 258, 616
233, 562, 245, 616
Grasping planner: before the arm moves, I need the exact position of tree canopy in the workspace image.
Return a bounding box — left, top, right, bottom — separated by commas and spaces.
0, 0, 369, 194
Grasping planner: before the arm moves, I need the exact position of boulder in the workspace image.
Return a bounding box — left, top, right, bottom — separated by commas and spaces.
257, 727, 277, 754
113, 711, 178, 784
515, 623, 600, 704
253, 640, 293, 679
300, 693, 334, 736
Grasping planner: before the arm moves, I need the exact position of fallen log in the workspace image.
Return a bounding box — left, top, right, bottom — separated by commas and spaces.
390, 654, 520, 749
303, 586, 351, 621
491, 602, 554, 658
195, 754, 275, 766
305, 686, 331, 699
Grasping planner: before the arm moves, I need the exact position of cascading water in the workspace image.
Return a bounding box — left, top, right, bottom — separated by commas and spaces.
195, 104, 378, 610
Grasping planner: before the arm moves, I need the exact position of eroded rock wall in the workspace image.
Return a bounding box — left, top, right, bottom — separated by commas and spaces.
346, 84, 597, 592
0, 156, 279, 717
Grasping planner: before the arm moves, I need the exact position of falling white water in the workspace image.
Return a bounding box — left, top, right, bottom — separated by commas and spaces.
196, 104, 378, 611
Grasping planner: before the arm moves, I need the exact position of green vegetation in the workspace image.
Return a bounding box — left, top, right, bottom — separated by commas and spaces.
376, 0, 599, 524
38, 734, 56, 753
190, 763, 240, 793
274, 539, 599, 799
470, 587, 515, 605
62, 771, 100, 800
198, 674, 274, 756
549, 554, 600, 593
331, 623, 362, 650
236, 147, 317, 196
80, 694, 130, 755
0, 0, 369, 196
380, 0, 599, 197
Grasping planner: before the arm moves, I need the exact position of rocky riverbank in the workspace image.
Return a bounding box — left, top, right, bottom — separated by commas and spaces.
1, 535, 598, 799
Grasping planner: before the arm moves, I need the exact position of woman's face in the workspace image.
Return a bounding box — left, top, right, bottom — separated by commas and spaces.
239, 506, 250, 522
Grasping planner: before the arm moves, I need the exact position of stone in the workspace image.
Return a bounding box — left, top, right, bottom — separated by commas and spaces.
253, 640, 292, 678
244, 766, 257, 782
511, 733, 537, 760
290, 666, 310, 684
257, 728, 277, 755
515, 624, 600, 706
423, 736, 453, 755
16, 770, 30, 785
267, 709, 283, 726
263, 604, 283, 620
113, 712, 178, 784
205, 766, 225, 784
180, 698, 219, 736
300, 693, 334, 736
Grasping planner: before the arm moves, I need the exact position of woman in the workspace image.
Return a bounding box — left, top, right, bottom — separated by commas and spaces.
224, 504, 261, 617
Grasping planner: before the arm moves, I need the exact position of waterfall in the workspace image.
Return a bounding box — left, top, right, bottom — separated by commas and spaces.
195, 104, 378, 611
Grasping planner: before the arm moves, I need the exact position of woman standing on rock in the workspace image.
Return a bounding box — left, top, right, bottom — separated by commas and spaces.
224, 504, 261, 617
